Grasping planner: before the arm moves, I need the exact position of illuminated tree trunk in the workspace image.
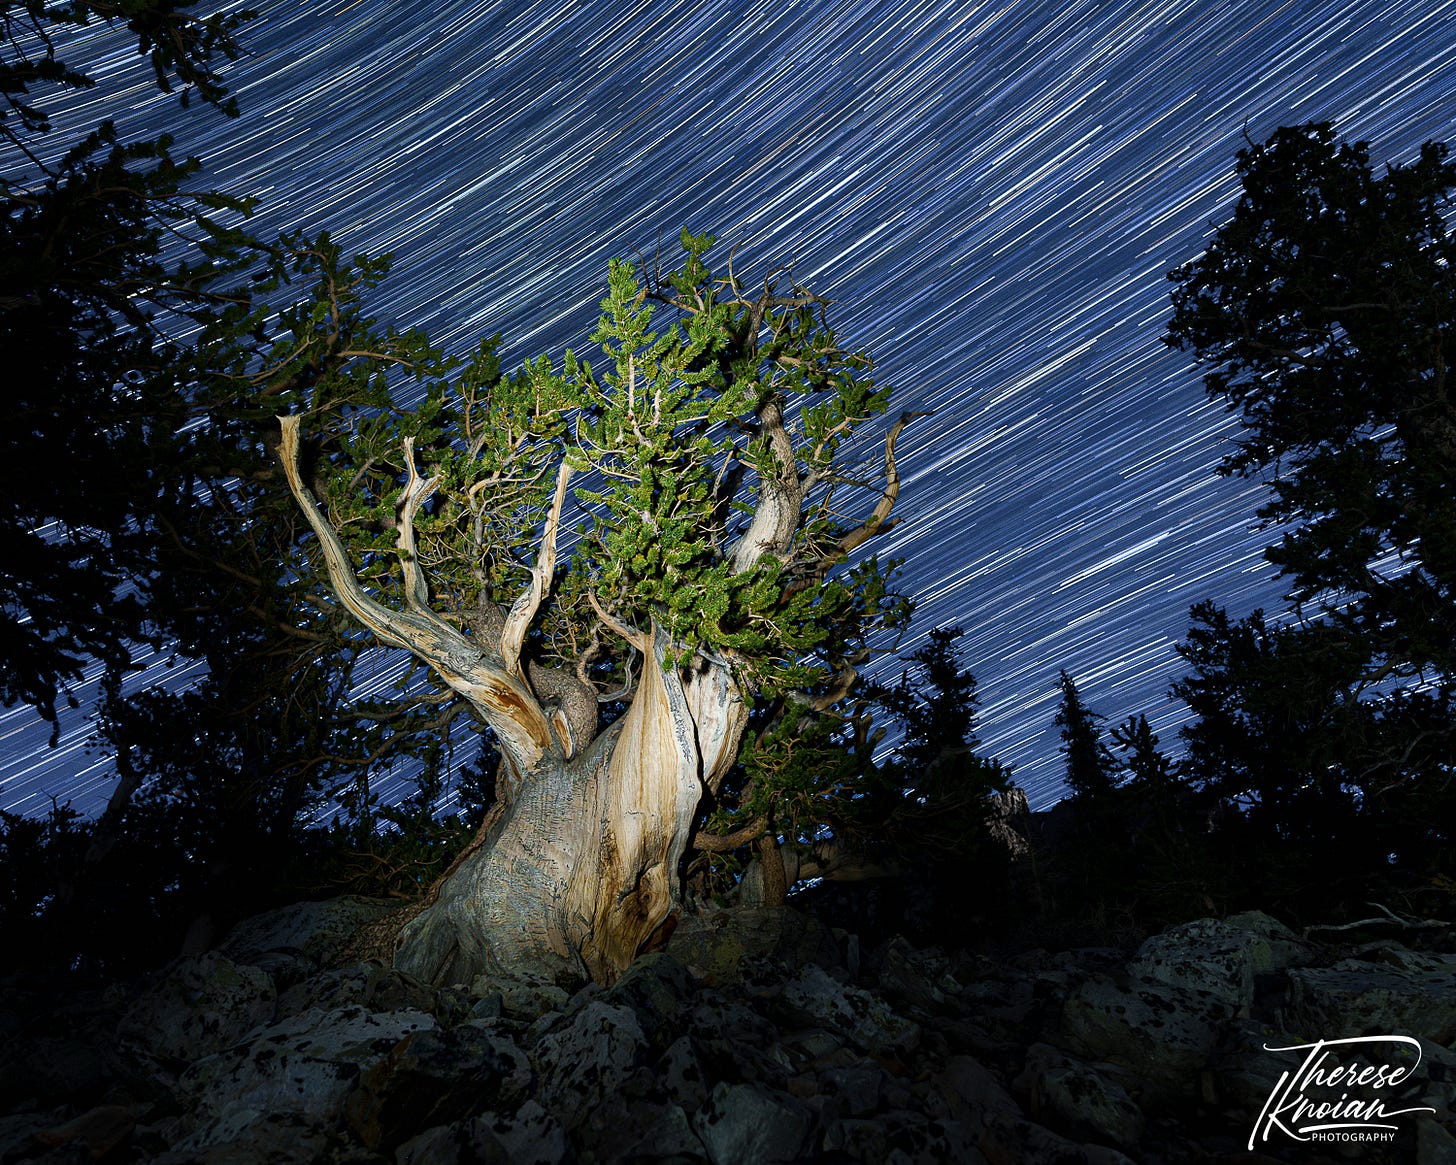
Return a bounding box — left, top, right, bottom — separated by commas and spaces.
275, 268, 906, 983
278, 417, 745, 984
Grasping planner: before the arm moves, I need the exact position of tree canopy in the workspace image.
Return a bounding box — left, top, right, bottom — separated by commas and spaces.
1167, 122, 1455, 704
1164, 122, 1455, 894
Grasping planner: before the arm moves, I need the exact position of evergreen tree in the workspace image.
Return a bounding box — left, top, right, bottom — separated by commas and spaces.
1054, 671, 1115, 801
277, 235, 921, 983
0, 4, 468, 970
1166, 122, 1455, 793
1109, 714, 1173, 788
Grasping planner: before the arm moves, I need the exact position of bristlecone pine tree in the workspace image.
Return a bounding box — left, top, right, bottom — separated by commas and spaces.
279, 233, 914, 984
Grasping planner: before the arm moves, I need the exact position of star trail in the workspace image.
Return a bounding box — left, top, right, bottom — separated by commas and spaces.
3, 0, 1454, 814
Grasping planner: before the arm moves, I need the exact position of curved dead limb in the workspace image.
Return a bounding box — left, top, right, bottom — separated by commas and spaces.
1303, 902, 1451, 937
728, 395, 803, 573
788, 665, 859, 713
691, 814, 769, 852
277, 415, 555, 777
836, 411, 924, 556
397, 436, 438, 616
500, 459, 573, 679
588, 590, 651, 653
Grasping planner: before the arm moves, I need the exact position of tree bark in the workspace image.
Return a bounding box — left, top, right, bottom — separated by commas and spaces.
390, 626, 701, 985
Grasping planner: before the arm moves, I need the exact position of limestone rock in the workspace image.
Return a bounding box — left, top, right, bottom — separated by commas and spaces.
469, 1099, 569, 1165
1130, 913, 1302, 1013
344, 1021, 532, 1151
603, 952, 696, 1048
658, 1035, 710, 1112
779, 963, 920, 1056
979, 1111, 1126, 1165
876, 936, 956, 1012
116, 952, 275, 1062
275, 960, 444, 1022
1418, 1116, 1456, 1165
175, 1005, 434, 1146
819, 1066, 884, 1117
394, 1122, 464, 1165
934, 1053, 1021, 1132
687, 994, 792, 1087
1059, 973, 1227, 1104
1014, 1042, 1143, 1151
693, 1081, 814, 1165
667, 907, 841, 983
150, 1109, 340, 1165
1287, 949, 1456, 1043
531, 1001, 648, 1128
221, 896, 401, 971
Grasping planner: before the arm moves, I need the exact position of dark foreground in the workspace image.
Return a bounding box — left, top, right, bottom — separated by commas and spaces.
0, 896, 1452, 1164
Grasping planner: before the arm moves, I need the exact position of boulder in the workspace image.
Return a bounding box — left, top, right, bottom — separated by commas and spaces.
1130, 913, 1304, 1014
343, 1021, 532, 1151
220, 896, 401, 971
150, 1109, 341, 1165
396, 1122, 464, 1165
667, 907, 841, 983
979, 1111, 1132, 1165
658, 1035, 710, 1112
1059, 974, 1227, 1104
1013, 1042, 1143, 1151
819, 1065, 884, 1117
469, 1099, 569, 1165
116, 952, 275, 1062
275, 960, 447, 1022
1203, 1020, 1306, 1126
779, 963, 920, 1056
821, 1110, 979, 1164
933, 1054, 1021, 1133
1287, 948, 1456, 1043
472, 971, 571, 1021
531, 1001, 648, 1128
175, 1005, 434, 1146
876, 937, 957, 1012
687, 994, 793, 1087
693, 1081, 814, 1165
1419, 1117, 1456, 1165
603, 953, 697, 1048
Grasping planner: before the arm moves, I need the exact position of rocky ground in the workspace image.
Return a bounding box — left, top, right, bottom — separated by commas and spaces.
0, 897, 1453, 1164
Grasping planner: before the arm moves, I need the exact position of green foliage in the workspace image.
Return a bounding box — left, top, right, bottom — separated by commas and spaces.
1167, 122, 1455, 756
1109, 714, 1174, 789
317, 231, 908, 715
694, 627, 1012, 895
1171, 601, 1453, 890
857, 627, 1012, 859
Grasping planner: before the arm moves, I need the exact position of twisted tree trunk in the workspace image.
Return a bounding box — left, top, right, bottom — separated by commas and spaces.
278, 418, 740, 985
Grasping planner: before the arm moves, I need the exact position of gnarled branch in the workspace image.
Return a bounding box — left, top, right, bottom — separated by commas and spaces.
276, 415, 556, 777
501, 459, 574, 678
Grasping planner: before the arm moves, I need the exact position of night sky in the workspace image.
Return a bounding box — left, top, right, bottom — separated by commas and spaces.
3, 0, 1454, 816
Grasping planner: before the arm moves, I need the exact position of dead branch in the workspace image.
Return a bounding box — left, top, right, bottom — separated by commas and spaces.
500, 459, 574, 678
1302, 902, 1451, 938
396, 436, 438, 616
692, 815, 769, 853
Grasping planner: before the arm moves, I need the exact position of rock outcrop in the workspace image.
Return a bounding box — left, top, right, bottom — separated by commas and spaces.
0, 899, 1451, 1164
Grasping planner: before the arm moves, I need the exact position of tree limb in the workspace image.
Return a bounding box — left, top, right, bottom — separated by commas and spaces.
277, 415, 556, 776
692, 815, 769, 852
397, 436, 438, 617
501, 459, 573, 678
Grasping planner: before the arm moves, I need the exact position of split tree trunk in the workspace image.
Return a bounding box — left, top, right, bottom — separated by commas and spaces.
277, 418, 746, 985
393, 628, 706, 985
277, 397, 902, 985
